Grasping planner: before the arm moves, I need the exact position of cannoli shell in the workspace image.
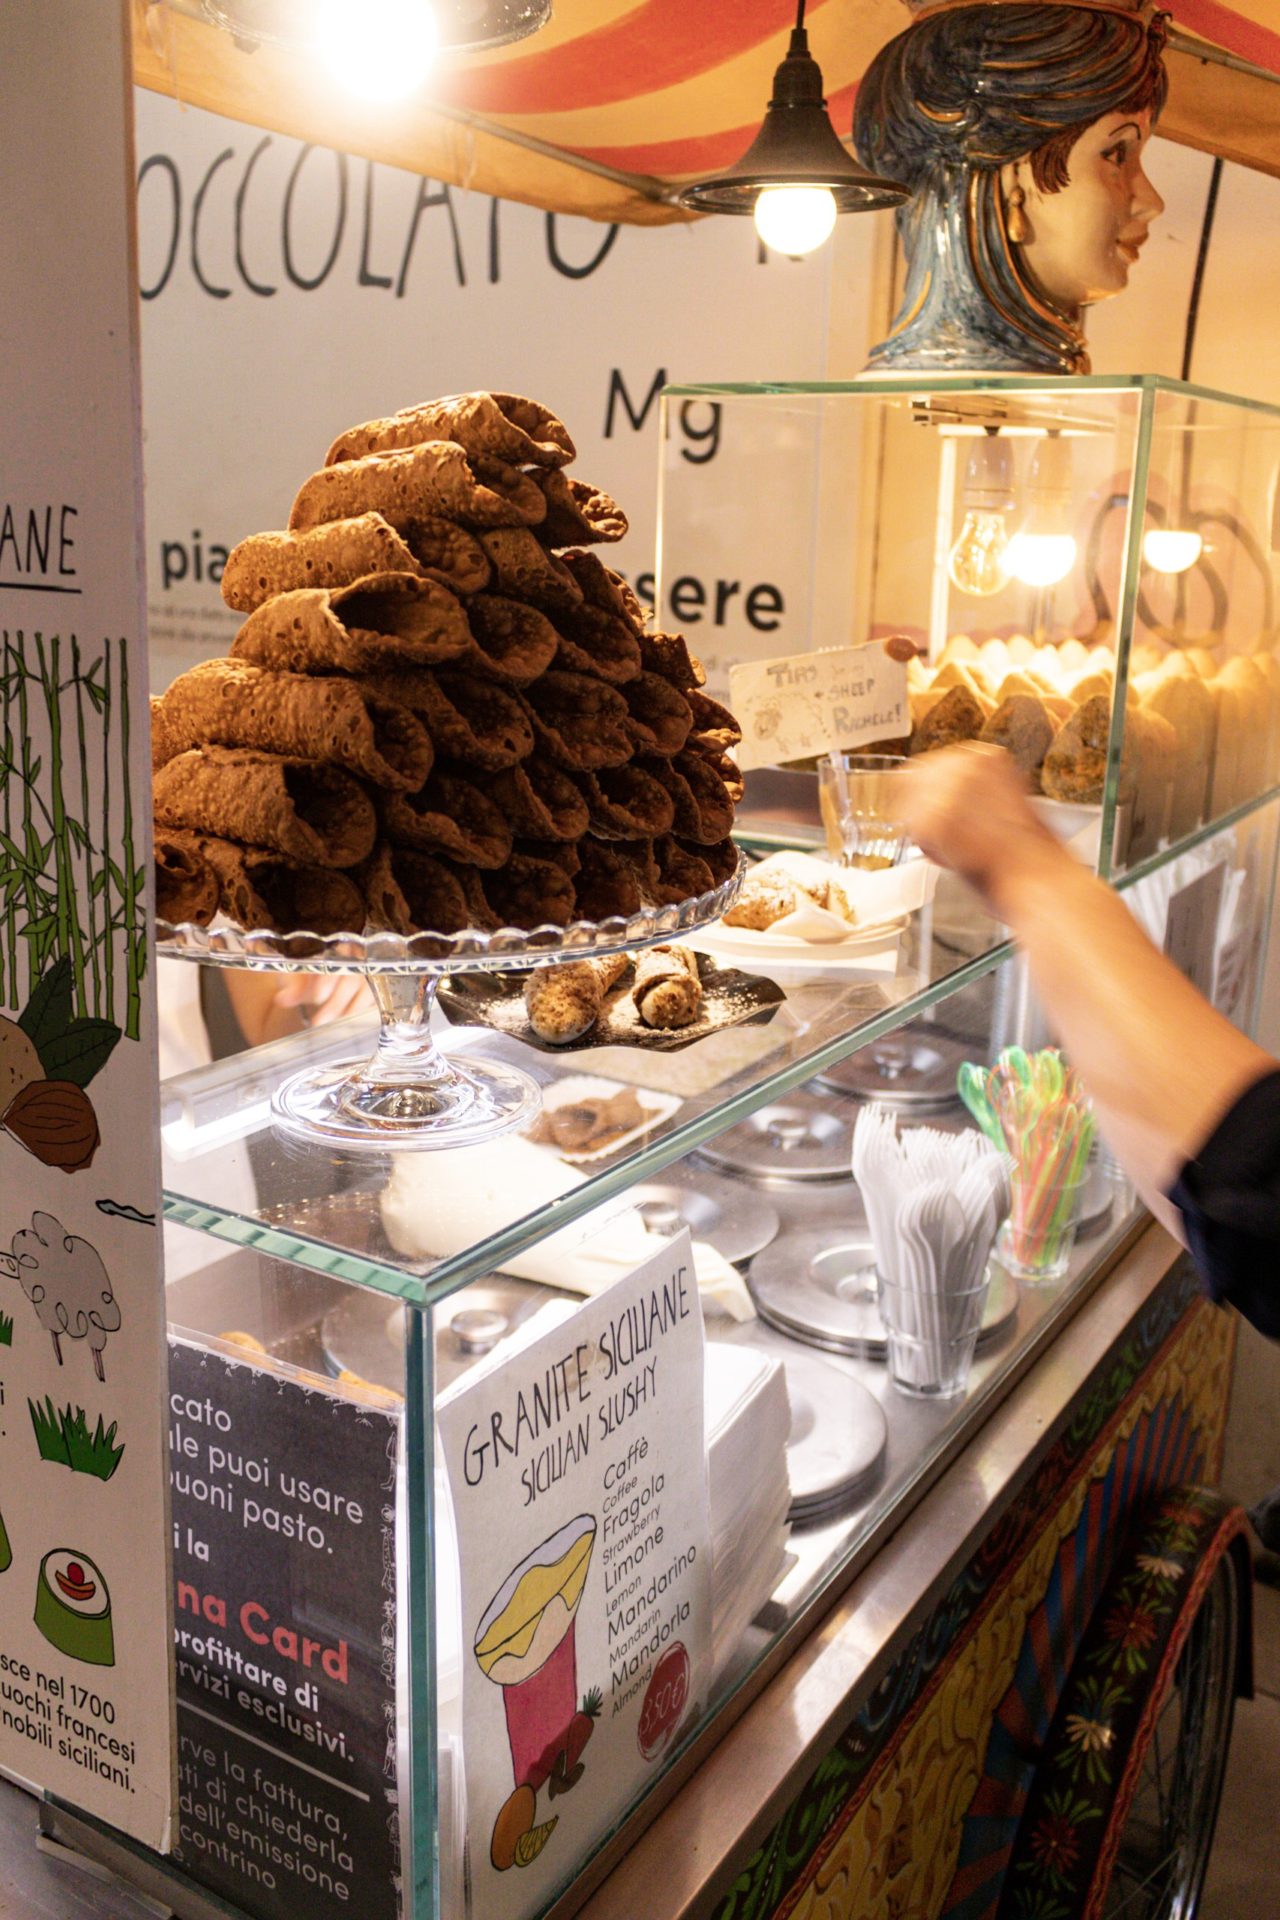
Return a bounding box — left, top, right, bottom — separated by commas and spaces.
576, 765, 676, 840
652, 835, 714, 906
159, 657, 433, 793
481, 853, 577, 931
396, 516, 492, 595
361, 843, 474, 936
288, 441, 545, 535
516, 838, 581, 878
624, 673, 694, 756
560, 551, 645, 632
478, 529, 584, 614
463, 595, 559, 685
159, 830, 365, 935
154, 748, 377, 869
523, 961, 605, 1045
553, 604, 642, 685
694, 836, 740, 888
572, 838, 643, 921
638, 631, 705, 690
685, 689, 743, 753
220, 513, 431, 613
154, 832, 219, 927
486, 760, 589, 841
524, 671, 633, 771
151, 695, 183, 772
381, 769, 513, 869
632, 945, 702, 1029
362, 669, 534, 770
232, 573, 472, 675
533, 470, 628, 546
326, 392, 575, 470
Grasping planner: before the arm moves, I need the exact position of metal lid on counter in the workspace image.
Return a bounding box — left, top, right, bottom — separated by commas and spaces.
813, 1028, 970, 1113
629, 1168, 781, 1266
695, 1090, 856, 1184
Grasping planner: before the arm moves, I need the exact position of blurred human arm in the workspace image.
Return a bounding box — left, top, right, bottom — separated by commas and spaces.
900, 745, 1273, 1217
224, 970, 374, 1049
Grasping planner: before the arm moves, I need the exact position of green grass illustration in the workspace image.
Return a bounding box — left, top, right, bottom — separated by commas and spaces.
28, 1397, 125, 1481
0, 1310, 12, 1346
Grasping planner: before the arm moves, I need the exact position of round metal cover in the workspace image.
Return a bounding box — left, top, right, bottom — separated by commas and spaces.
320, 1273, 550, 1397
629, 1171, 780, 1267
814, 1028, 970, 1112
1076, 1157, 1115, 1240
695, 1091, 856, 1185
779, 1349, 887, 1520
749, 1228, 1019, 1359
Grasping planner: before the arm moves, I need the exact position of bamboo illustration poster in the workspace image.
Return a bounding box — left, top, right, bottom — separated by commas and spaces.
436, 1234, 712, 1920
0, 2, 175, 1847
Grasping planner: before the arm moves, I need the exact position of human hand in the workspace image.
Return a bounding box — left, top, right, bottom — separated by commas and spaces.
900, 744, 1066, 918
269, 972, 375, 1027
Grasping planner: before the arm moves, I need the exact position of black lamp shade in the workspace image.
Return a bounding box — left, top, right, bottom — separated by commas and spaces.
678, 29, 908, 215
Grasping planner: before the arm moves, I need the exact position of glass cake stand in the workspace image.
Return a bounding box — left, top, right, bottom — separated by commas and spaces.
158, 859, 744, 1151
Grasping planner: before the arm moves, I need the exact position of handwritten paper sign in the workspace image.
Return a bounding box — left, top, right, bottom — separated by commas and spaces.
730, 642, 909, 771
436, 1235, 711, 1920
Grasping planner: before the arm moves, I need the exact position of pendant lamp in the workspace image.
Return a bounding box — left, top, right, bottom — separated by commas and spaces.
202, 1, 552, 57
677, 0, 908, 252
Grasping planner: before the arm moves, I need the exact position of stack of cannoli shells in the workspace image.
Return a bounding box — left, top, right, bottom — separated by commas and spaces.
152, 391, 740, 935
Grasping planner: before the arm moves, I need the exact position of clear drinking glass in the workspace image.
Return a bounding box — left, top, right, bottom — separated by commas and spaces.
878, 1275, 989, 1398
997, 1168, 1087, 1284
818, 753, 911, 869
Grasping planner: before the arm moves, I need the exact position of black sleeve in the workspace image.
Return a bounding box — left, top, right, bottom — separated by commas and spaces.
1167, 1068, 1280, 1340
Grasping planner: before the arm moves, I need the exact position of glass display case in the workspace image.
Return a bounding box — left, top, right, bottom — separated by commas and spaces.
144, 376, 1280, 1920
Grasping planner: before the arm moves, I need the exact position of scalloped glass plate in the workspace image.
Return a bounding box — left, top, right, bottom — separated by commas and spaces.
156, 858, 744, 1151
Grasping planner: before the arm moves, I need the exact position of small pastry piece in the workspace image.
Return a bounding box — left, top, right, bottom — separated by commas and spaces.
382, 769, 513, 869
158, 657, 433, 792
575, 764, 676, 840
624, 673, 694, 757
723, 876, 807, 930
482, 852, 577, 930
531, 1086, 651, 1154
462, 595, 559, 685
154, 832, 219, 927
289, 440, 546, 535
638, 630, 705, 690
911, 684, 987, 754
231, 572, 472, 675
552, 604, 642, 685
524, 671, 632, 771
486, 759, 589, 841
478, 528, 584, 613
159, 830, 365, 934
362, 668, 534, 770
522, 954, 629, 1045
572, 838, 643, 920
632, 945, 702, 1030
979, 694, 1055, 787
325, 392, 575, 470
154, 749, 376, 868
532, 469, 627, 546
1041, 694, 1115, 805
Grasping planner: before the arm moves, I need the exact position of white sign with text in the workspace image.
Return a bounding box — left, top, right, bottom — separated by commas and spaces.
436, 1235, 710, 1920
730, 641, 910, 770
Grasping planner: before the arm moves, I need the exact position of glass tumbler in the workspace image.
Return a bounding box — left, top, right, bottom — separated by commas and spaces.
818, 753, 911, 869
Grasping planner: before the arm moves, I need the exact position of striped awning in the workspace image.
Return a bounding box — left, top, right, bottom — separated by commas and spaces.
132, 1, 1280, 224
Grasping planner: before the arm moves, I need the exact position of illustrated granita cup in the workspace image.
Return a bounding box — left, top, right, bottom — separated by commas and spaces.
474, 1513, 596, 1791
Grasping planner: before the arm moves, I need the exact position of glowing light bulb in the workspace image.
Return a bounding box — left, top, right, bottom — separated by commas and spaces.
1006, 532, 1078, 588
753, 186, 838, 256
313, 0, 438, 102
1143, 528, 1203, 574
948, 511, 1012, 596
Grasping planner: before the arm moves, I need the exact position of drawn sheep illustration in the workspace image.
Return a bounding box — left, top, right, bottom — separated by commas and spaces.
7, 1212, 122, 1381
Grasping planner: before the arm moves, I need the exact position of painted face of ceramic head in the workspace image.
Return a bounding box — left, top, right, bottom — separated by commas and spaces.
1010, 108, 1165, 311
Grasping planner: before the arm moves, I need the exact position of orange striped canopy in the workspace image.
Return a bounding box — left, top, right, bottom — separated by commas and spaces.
132, 1, 1280, 223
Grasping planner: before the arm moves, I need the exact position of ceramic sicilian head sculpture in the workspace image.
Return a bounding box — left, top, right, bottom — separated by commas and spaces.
856, 1, 1168, 373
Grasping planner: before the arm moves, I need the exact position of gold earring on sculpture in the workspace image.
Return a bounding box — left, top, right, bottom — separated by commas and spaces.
1006, 183, 1030, 244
